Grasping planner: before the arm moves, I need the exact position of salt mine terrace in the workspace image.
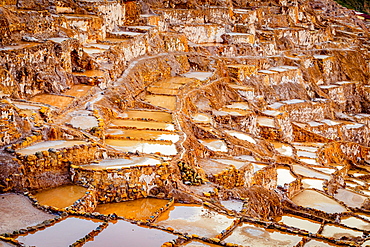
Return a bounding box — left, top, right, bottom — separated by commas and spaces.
2, 0, 370, 246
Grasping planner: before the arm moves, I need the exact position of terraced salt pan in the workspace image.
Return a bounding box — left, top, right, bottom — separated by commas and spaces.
279, 215, 321, 233
292, 165, 330, 180
262, 110, 283, 117
64, 85, 94, 98
118, 110, 173, 122
110, 119, 175, 131
301, 179, 325, 190
94, 198, 169, 220
143, 95, 177, 111
225, 102, 250, 110
199, 139, 228, 152
257, 116, 275, 128
299, 158, 321, 166
33, 184, 87, 208
147, 87, 179, 95
297, 150, 317, 159
292, 190, 347, 214
252, 163, 267, 173
321, 224, 363, 239
293, 145, 319, 152
30, 94, 74, 109
212, 158, 248, 169
341, 216, 370, 231
273, 142, 294, 157
155, 204, 235, 238
84, 220, 177, 247
17, 140, 88, 155
334, 189, 367, 208
225, 130, 256, 144
182, 72, 213, 81
199, 159, 234, 174
221, 200, 244, 212
14, 103, 41, 110
224, 222, 302, 246
68, 110, 98, 129
106, 129, 180, 142
304, 239, 337, 246
277, 168, 296, 186
106, 139, 177, 156
80, 157, 162, 169
16, 217, 102, 247
214, 108, 252, 117
192, 113, 212, 124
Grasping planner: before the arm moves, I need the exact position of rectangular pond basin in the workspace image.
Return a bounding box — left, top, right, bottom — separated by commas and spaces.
147, 87, 179, 95
109, 119, 175, 131
83, 220, 177, 247
118, 110, 173, 122
223, 222, 302, 247
292, 190, 348, 214
94, 198, 169, 221
276, 168, 296, 186
106, 129, 180, 142
191, 113, 212, 124
16, 216, 102, 247
321, 224, 363, 239
334, 189, 367, 209
199, 139, 228, 152
278, 214, 321, 233
105, 139, 177, 156
80, 157, 162, 170
17, 140, 88, 155
30, 94, 74, 109
154, 203, 235, 239
292, 165, 331, 180
63, 84, 94, 98
33, 184, 87, 208
225, 130, 256, 144
340, 216, 370, 231
143, 95, 177, 111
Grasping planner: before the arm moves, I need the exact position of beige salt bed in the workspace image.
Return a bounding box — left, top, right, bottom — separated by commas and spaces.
106, 139, 177, 156
17, 140, 88, 155
211, 158, 248, 169
80, 157, 162, 169
0, 194, 54, 234
334, 189, 367, 208
276, 168, 296, 186
109, 119, 175, 131
321, 224, 363, 239
155, 204, 235, 238
292, 165, 331, 180
257, 116, 275, 128
340, 216, 370, 231
224, 222, 302, 246
225, 130, 256, 144
278, 214, 321, 233
301, 179, 325, 190
292, 190, 347, 214
106, 129, 180, 142
119, 110, 173, 122
272, 142, 294, 157
199, 139, 228, 152
143, 95, 177, 111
